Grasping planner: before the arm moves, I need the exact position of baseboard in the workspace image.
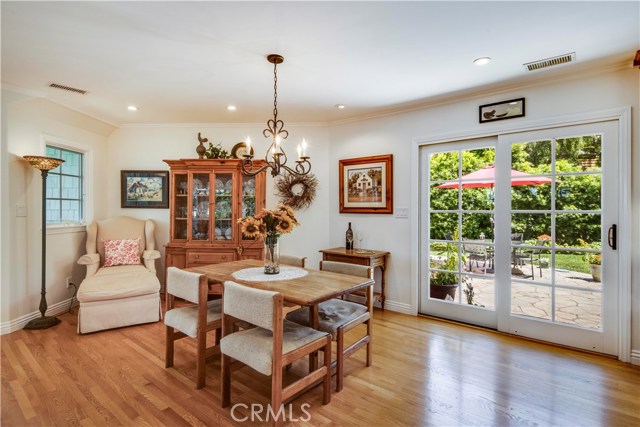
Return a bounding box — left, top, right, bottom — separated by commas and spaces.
0, 298, 77, 335
631, 350, 640, 366
379, 300, 415, 315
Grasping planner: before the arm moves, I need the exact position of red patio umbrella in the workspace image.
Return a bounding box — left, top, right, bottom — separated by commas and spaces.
436, 165, 553, 188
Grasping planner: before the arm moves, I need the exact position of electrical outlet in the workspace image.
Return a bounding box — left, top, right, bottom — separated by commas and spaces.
394, 207, 409, 218
66, 276, 73, 289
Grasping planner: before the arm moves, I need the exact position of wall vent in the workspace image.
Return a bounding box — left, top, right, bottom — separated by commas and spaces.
523, 52, 576, 71
48, 83, 88, 95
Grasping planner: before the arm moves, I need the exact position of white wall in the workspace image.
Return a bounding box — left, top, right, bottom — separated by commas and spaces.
1, 92, 114, 328
329, 68, 640, 357
106, 124, 331, 283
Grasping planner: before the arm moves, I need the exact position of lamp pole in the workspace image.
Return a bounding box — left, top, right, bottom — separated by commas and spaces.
23, 156, 64, 329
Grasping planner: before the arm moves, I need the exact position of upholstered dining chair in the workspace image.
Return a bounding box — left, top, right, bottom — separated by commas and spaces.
164, 267, 222, 389
286, 261, 373, 392
220, 281, 331, 427
76, 216, 161, 334
279, 254, 307, 268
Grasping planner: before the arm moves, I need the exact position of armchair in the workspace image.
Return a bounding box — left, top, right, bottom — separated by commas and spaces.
76, 216, 162, 334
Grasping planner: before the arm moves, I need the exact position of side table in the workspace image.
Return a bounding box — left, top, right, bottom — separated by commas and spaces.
319, 247, 389, 310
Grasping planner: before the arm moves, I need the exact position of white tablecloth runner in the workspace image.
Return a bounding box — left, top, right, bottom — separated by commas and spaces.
231, 266, 308, 282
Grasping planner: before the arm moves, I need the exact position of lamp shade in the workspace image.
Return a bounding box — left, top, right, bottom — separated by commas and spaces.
23, 155, 64, 171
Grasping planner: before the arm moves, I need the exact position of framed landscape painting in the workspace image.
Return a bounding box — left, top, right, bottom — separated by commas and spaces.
339, 154, 393, 214
120, 170, 169, 208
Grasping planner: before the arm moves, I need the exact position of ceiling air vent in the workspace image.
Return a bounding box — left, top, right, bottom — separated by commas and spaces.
523, 52, 576, 71
48, 82, 88, 95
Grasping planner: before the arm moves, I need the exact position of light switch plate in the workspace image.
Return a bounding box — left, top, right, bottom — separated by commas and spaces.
394, 207, 408, 218
16, 204, 26, 217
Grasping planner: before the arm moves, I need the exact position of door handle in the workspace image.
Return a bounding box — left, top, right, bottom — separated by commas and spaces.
608, 225, 617, 250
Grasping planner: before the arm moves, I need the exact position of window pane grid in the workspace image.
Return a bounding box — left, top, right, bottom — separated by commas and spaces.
46, 145, 83, 223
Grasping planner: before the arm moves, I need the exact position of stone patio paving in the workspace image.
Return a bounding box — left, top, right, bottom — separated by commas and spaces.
454, 263, 602, 330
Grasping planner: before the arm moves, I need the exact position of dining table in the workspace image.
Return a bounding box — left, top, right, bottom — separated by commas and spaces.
186, 258, 375, 369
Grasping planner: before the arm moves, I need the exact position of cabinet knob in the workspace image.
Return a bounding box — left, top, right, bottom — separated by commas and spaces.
195, 254, 199, 259
222, 255, 226, 259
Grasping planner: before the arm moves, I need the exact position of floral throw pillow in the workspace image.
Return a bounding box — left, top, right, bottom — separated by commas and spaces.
103, 238, 141, 267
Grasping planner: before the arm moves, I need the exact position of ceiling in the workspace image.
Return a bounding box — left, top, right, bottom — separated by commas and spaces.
2, 1, 638, 126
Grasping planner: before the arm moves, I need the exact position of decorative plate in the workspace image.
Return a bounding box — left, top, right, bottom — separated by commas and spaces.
231, 142, 255, 159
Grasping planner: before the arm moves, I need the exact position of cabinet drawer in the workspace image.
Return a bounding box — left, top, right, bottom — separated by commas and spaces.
187, 251, 234, 265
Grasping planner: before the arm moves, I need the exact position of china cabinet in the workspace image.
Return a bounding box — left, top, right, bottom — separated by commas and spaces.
163, 159, 266, 272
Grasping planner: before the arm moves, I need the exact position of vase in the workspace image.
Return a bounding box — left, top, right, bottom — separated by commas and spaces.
264, 236, 280, 275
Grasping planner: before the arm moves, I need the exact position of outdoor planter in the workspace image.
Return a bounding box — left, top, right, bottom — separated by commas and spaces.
590, 264, 601, 282
430, 283, 458, 300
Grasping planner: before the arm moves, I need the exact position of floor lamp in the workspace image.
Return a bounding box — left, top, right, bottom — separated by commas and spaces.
23, 155, 64, 329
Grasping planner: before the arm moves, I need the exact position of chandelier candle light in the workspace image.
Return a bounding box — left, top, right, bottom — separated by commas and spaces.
23, 155, 65, 329
237, 205, 299, 274
241, 54, 311, 178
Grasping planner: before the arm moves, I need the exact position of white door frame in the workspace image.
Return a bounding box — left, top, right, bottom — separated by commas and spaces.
410, 107, 631, 361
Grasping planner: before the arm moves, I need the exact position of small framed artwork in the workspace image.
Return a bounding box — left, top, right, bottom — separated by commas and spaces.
479, 97, 525, 123
339, 154, 393, 214
120, 170, 169, 208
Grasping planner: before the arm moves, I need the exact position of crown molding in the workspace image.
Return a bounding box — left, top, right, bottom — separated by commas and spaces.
118, 121, 330, 129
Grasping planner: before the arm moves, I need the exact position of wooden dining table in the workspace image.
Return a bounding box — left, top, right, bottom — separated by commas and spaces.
187, 259, 375, 369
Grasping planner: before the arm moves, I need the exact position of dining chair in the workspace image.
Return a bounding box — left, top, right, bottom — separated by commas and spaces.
164, 267, 222, 389
220, 281, 331, 427
279, 254, 307, 268
286, 261, 373, 392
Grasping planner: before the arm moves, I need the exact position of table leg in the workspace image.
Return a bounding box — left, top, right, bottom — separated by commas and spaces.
379, 266, 386, 310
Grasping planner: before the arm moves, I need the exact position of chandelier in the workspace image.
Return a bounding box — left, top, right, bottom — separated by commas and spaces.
241, 54, 311, 178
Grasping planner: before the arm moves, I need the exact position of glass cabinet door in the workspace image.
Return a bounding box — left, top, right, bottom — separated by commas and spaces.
214, 173, 234, 241
241, 175, 257, 241
173, 173, 188, 240
191, 173, 210, 241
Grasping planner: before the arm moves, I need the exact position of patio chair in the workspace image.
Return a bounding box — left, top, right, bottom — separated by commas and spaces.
511, 233, 527, 267
524, 238, 550, 279
462, 239, 491, 273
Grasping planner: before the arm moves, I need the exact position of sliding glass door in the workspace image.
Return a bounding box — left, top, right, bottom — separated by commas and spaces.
420, 121, 619, 355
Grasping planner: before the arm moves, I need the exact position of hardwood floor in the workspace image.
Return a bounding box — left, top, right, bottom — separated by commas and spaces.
2, 308, 639, 426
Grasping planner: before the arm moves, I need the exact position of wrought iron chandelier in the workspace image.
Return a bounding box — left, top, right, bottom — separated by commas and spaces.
241, 54, 311, 178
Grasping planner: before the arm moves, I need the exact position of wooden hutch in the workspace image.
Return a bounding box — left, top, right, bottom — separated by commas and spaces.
163, 159, 266, 272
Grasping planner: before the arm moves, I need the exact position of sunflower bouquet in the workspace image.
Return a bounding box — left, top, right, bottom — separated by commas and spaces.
237, 204, 299, 241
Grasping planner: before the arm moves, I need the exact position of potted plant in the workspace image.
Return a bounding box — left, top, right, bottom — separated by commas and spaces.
429, 242, 466, 300
578, 239, 602, 282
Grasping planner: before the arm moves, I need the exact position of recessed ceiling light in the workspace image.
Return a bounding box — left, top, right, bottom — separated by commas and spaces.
226, 105, 237, 111
473, 57, 492, 66
127, 105, 138, 111
335, 104, 346, 109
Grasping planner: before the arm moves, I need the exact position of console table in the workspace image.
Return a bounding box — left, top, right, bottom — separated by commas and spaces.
319, 247, 389, 310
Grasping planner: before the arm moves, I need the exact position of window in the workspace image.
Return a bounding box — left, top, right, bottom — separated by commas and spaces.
45, 145, 84, 224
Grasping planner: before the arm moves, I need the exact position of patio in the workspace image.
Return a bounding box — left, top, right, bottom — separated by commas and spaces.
464, 264, 602, 329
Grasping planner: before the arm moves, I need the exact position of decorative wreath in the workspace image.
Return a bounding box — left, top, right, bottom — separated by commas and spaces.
275, 172, 318, 211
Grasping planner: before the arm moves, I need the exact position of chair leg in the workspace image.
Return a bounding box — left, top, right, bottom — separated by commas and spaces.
271, 364, 283, 427
196, 330, 206, 389
366, 318, 372, 367
336, 329, 344, 392
322, 336, 331, 405
165, 327, 174, 368
221, 354, 231, 407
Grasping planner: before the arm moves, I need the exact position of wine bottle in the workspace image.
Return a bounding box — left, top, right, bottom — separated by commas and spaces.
346, 222, 353, 250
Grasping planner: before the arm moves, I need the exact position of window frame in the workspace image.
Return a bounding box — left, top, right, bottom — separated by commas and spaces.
41, 134, 93, 234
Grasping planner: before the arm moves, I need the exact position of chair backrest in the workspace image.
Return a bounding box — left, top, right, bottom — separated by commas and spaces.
462, 239, 487, 256
444, 232, 454, 241
86, 216, 156, 265
319, 261, 373, 279
511, 233, 524, 243
166, 267, 204, 304
223, 281, 280, 331
280, 254, 307, 268
532, 238, 550, 254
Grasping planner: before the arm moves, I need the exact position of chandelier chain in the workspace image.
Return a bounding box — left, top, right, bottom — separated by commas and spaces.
273, 62, 278, 120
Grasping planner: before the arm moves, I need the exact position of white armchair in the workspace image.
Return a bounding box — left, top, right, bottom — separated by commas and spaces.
76, 216, 162, 334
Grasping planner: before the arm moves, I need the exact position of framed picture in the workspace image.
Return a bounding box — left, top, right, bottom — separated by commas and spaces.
339, 154, 393, 214
120, 170, 169, 208
479, 97, 525, 123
